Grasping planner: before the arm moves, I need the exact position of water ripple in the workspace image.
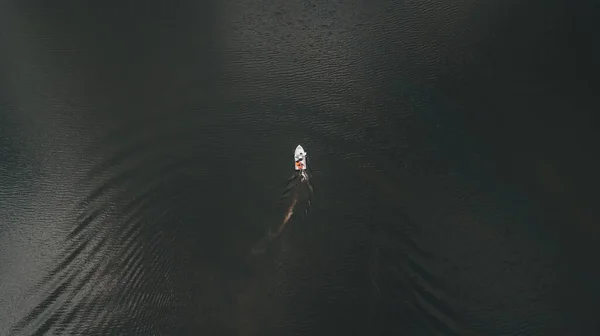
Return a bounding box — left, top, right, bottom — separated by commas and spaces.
9, 116, 190, 335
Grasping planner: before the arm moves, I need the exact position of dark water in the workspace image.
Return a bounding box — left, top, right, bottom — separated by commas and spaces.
1, 0, 599, 335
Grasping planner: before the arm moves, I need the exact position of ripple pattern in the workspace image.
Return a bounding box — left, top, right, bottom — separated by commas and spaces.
8, 116, 200, 335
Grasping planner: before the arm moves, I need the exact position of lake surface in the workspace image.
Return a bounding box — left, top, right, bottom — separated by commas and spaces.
1, 0, 599, 335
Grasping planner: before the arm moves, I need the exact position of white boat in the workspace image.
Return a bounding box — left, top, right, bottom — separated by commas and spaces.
294, 145, 307, 171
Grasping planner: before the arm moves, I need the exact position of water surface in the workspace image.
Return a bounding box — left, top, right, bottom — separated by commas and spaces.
1, 0, 599, 335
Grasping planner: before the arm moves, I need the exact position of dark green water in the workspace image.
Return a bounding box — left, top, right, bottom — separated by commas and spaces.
1, 0, 598, 335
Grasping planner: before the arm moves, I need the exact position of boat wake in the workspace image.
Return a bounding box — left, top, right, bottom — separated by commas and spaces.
251, 146, 313, 255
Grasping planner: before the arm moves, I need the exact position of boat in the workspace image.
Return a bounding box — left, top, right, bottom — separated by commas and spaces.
294, 145, 307, 171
